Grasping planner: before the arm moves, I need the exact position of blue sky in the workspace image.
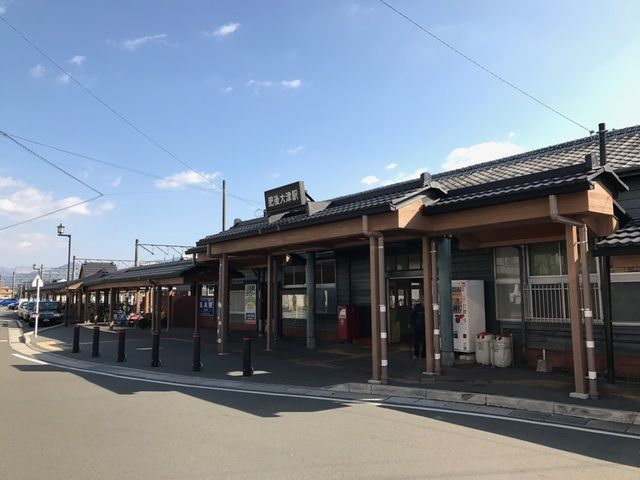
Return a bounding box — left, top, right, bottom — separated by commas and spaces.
1, 0, 640, 271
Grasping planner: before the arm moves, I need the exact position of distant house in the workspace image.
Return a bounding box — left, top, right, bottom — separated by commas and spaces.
78, 262, 117, 279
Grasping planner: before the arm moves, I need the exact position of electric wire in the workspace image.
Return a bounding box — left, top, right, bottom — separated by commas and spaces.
5, 132, 216, 194
0, 14, 262, 208
1, 130, 103, 195
0, 131, 105, 230
0, 195, 104, 231
377, 0, 592, 134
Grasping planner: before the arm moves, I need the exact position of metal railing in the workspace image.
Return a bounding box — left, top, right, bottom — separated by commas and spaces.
523, 282, 602, 324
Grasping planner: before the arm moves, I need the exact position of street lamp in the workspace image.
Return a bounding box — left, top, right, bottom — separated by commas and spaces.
57, 223, 72, 327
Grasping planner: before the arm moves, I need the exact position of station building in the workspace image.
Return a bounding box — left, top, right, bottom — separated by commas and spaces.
190, 124, 640, 397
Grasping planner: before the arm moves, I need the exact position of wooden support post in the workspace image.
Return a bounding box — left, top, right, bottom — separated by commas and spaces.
83, 289, 89, 323
218, 253, 229, 354
266, 255, 273, 351
369, 236, 381, 383
565, 225, 588, 398
422, 237, 435, 375
108, 288, 115, 329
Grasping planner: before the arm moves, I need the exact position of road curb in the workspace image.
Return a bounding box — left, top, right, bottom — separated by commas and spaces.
5, 321, 640, 428
332, 382, 640, 426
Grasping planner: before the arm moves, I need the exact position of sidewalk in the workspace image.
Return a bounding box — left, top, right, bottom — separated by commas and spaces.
11, 319, 640, 430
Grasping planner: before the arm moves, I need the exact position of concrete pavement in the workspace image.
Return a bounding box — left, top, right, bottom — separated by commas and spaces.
4, 311, 640, 434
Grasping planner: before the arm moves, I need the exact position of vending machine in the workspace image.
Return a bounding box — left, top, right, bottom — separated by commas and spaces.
451, 280, 485, 353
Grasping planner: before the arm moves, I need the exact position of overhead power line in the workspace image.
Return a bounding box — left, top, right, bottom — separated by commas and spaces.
0, 132, 105, 230
0, 195, 104, 231
0, 14, 262, 209
1, 130, 103, 195
6, 131, 214, 194
377, 0, 592, 134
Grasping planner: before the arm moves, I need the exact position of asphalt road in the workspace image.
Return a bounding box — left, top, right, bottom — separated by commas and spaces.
1, 319, 639, 479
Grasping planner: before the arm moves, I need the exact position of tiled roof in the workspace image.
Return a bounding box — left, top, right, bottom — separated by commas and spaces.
423, 165, 626, 214
596, 220, 640, 253
197, 125, 640, 245
78, 262, 117, 278
81, 260, 195, 287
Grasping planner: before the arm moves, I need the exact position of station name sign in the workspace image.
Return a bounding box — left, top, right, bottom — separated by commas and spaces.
264, 181, 306, 215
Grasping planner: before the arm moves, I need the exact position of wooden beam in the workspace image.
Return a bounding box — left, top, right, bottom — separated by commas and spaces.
208, 212, 399, 255
565, 225, 588, 396
426, 190, 594, 234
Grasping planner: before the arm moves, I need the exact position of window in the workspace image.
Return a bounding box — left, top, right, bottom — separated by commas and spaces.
528, 242, 565, 276
495, 247, 522, 321
314, 259, 336, 285
283, 265, 306, 286
229, 290, 244, 315
282, 293, 307, 319
315, 287, 337, 314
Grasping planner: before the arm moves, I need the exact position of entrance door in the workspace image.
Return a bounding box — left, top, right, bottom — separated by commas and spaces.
388, 278, 423, 343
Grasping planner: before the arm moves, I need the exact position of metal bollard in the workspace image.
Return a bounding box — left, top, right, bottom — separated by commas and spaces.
242, 336, 253, 377
117, 329, 126, 362
92, 326, 100, 357
72, 324, 80, 353
151, 331, 160, 367
192, 332, 201, 372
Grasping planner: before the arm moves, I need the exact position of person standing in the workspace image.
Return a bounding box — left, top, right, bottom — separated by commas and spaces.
410, 298, 426, 359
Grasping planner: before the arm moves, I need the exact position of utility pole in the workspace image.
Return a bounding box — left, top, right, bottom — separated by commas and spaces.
222, 180, 226, 231
134, 239, 140, 267
11, 271, 16, 296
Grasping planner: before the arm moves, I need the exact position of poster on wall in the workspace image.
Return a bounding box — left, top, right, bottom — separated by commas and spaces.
244, 284, 257, 325
200, 296, 215, 316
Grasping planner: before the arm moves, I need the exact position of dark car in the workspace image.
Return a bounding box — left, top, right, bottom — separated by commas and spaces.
28, 301, 64, 328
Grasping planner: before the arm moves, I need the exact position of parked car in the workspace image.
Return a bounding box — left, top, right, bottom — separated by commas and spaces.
7, 301, 21, 310
0, 297, 18, 307
28, 301, 63, 328
17, 301, 33, 320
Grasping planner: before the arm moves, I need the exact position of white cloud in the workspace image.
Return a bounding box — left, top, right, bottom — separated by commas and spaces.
0, 233, 50, 253
380, 167, 427, 186
221, 86, 234, 94
29, 64, 45, 78
443, 141, 526, 170
508, 131, 515, 138
111, 33, 168, 51
361, 175, 380, 186
0, 5, 6, 15
385, 163, 397, 170
204, 22, 241, 38
155, 170, 220, 189
271, 173, 281, 179
0, 177, 25, 188
247, 79, 302, 90
287, 145, 303, 155
281, 79, 302, 89
0, 184, 112, 219
56, 73, 71, 84
69, 55, 86, 66
111, 176, 122, 187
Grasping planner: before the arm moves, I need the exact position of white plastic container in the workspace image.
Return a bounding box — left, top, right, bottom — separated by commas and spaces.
475, 333, 493, 365
491, 334, 513, 368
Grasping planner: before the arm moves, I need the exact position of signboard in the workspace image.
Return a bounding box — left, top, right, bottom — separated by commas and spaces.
244, 284, 257, 325
31, 275, 43, 288
264, 181, 306, 215
199, 296, 215, 316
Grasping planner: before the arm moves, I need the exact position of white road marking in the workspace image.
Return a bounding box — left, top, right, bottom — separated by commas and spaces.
12, 353, 48, 365
9, 352, 640, 441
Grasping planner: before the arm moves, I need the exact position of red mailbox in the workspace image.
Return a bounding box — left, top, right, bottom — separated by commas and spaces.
337, 304, 358, 341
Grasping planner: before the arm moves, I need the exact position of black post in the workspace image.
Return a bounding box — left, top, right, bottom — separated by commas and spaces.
117, 329, 126, 362
600, 255, 615, 383
151, 331, 160, 367
192, 332, 201, 372
242, 336, 253, 377
92, 325, 100, 357
72, 324, 80, 353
